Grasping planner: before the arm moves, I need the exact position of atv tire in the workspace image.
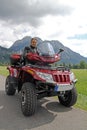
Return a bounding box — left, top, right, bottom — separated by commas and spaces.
58, 87, 77, 107
5, 76, 16, 95
21, 82, 37, 116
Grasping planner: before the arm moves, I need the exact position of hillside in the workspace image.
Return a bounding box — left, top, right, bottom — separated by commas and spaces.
0, 36, 87, 64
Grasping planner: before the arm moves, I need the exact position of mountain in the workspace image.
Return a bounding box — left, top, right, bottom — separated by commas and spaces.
0, 36, 87, 64
48, 41, 87, 64
10, 36, 42, 52
10, 36, 32, 52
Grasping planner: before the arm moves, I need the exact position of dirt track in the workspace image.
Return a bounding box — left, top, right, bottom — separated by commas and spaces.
0, 75, 87, 130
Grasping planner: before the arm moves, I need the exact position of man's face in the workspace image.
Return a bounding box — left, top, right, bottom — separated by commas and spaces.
31, 39, 37, 48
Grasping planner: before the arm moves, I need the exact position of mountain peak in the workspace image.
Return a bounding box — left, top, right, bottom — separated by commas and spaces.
0, 36, 87, 64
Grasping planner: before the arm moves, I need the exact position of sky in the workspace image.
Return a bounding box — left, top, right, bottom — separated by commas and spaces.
0, 0, 87, 57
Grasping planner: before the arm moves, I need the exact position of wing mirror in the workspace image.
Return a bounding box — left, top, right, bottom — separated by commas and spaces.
58, 49, 64, 54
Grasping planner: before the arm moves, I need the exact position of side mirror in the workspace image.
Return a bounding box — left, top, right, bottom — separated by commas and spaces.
58, 49, 64, 54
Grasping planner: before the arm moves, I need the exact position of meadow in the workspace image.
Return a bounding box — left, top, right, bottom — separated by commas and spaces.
0, 66, 9, 76
72, 69, 87, 110
0, 66, 87, 111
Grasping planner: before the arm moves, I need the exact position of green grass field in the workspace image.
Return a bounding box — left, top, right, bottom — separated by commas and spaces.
0, 66, 87, 111
72, 69, 87, 110
0, 66, 9, 76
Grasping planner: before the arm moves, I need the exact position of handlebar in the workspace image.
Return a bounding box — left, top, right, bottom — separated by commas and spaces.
26, 52, 60, 64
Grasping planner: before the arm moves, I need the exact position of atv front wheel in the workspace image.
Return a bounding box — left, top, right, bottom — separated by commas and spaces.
5, 76, 16, 95
21, 82, 37, 116
58, 87, 77, 107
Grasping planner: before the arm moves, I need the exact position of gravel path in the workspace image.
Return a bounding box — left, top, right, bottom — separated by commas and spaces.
0, 75, 87, 130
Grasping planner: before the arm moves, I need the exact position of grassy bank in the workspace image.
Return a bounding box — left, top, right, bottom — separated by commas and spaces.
72, 69, 87, 111
0, 66, 9, 76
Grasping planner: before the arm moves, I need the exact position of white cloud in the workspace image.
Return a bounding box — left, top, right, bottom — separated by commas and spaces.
0, 0, 87, 57
0, 40, 13, 48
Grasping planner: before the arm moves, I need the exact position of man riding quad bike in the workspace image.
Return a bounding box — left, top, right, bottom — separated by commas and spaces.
5, 42, 77, 116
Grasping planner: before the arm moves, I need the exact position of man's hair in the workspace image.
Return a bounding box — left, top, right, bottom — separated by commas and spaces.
31, 37, 37, 42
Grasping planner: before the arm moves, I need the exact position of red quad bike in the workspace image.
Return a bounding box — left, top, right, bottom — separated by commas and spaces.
5, 42, 78, 116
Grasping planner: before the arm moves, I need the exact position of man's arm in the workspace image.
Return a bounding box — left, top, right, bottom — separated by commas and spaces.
23, 46, 30, 58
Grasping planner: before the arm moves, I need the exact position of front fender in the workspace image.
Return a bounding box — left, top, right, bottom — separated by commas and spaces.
22, 66, 45, 82
7, 66, 18, 77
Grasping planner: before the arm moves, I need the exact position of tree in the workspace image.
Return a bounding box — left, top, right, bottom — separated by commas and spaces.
79, 61, 86, 69
73, 64, 79, 69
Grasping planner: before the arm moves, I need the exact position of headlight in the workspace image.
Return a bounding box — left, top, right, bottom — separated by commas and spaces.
70, 72, 75, 81
36, 72, 54, 82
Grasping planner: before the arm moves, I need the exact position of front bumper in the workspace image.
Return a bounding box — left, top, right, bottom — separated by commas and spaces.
37, 78, 77, 93
45, 78, 77, 92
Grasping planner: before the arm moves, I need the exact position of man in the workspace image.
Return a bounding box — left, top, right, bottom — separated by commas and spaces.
23, 38, 38, 56
23, 37, 38, 64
